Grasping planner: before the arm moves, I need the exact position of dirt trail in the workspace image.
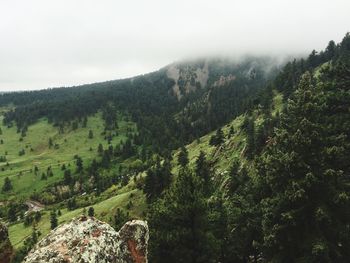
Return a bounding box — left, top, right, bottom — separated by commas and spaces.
25, 200, 45, 214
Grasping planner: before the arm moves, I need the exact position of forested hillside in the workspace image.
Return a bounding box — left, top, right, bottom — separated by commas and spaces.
0, 57, 279, 152
0, 33, 349, 262
145, 33, 350, 263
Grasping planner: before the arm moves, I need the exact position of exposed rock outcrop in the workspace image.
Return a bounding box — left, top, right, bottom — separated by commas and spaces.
23, 216, 149, 263
167, 61, 209, 100
0, 221, 13, 263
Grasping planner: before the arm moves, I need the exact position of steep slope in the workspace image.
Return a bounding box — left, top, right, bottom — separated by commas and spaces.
145, 33, 350, 263
1, 33, 349, 262
0, 57, 279, 151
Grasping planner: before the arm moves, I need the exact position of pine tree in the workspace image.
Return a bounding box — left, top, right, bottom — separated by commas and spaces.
144, 159, 172, 202
75, 156, 83, 173
195, 151, 211, 195
178, 146, 189, 167
114, 208, 129, 230
243, 117, 255, 159
48, 138, 53, 148
88, 207, 95, 217
88, 130, 94, 139
2, 177, 13, 192
257, 70, 350, 262
7, 205, 17, 222
50, 211, 58, 229
148, 169, 215, 263
209, 128, 224, 146
64, 169, 72, 185
97, 143, 104, 155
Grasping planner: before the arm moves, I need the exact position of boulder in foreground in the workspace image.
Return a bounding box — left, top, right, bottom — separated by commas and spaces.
23, 216, 149, 263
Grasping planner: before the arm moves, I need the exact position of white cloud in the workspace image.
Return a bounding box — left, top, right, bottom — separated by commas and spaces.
0, 0, 349, 90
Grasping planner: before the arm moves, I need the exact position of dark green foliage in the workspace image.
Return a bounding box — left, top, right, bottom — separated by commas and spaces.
67, 198, 76, 210
48, 138, 53, 148
50, 211, 58, 229
88, 130, 93, 139
12, 228, 40, 263
63, 169, 72, 185
148, 169, 215, 263
23, 211, 41, 227
1, 32, 349, 263
256, 68, 350, 262
75, 156, 83, 173
88, 207, 94, 217
143, 159, 172, 202
195, 151, 211, 195
209, 128, 224, 146
0, 57, 276, 155
116, 138, 135, 159
241, 115, 255, 158
102, 104, 118, 130
34, 211, 42, 222
178, 146, 189, 167
114, 208, 129, 230
7, 205, 17, 222
101, 150, 111, 168
97, 143, 103, 155
2, 177, 13, 192
225, 163, 261, 262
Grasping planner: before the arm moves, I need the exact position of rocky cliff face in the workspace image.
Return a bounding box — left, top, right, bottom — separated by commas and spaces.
23, 216, 149, 263
0, 221, 13, 263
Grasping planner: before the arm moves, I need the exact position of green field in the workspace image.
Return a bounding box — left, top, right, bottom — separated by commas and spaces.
0, 112, 136, 201
8, 183, 146, 248
4, 92, 282, 251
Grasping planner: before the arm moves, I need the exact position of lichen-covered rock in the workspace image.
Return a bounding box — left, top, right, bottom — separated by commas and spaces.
119, 221, 149, 263
23, 216, 149, 263
0, 221, 13, 263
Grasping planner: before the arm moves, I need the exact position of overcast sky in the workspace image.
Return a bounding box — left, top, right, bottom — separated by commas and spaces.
0, 0, 349, 91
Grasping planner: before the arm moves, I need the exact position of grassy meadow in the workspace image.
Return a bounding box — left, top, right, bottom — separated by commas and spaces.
0, 112, 136, 201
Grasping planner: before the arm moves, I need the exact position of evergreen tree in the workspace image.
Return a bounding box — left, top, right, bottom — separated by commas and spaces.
242, 116, 255, 158
88, 130, 94, 139
48, 137, 53, 148
209, 128, 224, 146
178, 146, 189, 167
64, 169, 72, 185
143, 159, 172, 202
50, 210, 58, 229
75, 156, 83, 173
257, 71, 350, 262
67, 198, 77, 210
82, 116, 88, 128
226, 163, 261, 262
2, 177, 13, 192
114, 208, 129, 230
88, 207, 94, 217
195, 151, 211, 195
7, 205, 17, 222
148, 169, 215, 263
97, 143, 104, 155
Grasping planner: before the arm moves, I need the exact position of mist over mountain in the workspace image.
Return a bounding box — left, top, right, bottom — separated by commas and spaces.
0, 0, 349, 91
0, 1, 350, 263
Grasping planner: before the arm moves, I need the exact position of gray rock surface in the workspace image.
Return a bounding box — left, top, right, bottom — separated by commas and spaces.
23, 216, 149, 263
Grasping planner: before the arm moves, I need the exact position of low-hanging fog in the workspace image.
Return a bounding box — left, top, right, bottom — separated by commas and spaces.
0, 0, 349, 91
